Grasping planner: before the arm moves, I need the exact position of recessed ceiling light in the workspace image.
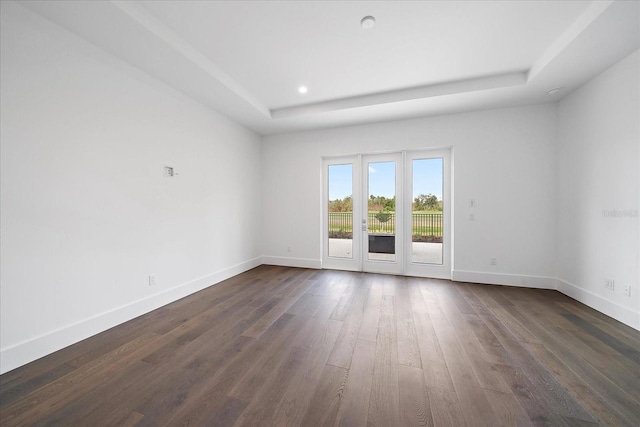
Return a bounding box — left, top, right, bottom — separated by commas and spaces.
298, 86, 308, 94
361, 16, 375, 29
547, 88, 561, 96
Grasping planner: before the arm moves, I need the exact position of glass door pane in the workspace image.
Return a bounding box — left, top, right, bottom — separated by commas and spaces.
323, 156, 360, 272
405, 149, 450, 279
411, 158, 443, 265
328, 164, 353, 259
362, 152, 402, 275
367, 161, 396, 262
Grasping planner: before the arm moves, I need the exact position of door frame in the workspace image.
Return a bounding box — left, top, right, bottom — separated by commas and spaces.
322, 156, 362, 272
404, 149, 452, 279
322, 148, 452, 279
361, 152, 404, 275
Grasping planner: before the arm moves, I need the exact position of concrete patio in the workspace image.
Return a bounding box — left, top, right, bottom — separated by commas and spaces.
328, 238, 443, 265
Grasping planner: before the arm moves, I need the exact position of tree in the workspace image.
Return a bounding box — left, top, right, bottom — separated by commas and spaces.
368, 195, 395, 211
413, 193, 440, 211
374, 210, 392, 222
383, 197, 395, 211
329, 196, 352, 212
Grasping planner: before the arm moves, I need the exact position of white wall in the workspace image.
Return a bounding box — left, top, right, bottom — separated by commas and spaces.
262, 104, 558, 288
0, 2, 262, 373
557, 50, 639, 329
3, 3, 637, 377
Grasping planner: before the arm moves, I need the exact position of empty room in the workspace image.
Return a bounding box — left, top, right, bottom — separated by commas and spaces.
1, 0, 639, 425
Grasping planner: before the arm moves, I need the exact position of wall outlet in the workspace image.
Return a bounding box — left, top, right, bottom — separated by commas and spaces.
149, 274, 157, 286
287, 246, 292, 253
623, 285, 631, 297
163, 166, 174, 177
469, 199, 476, 208
490, 257, 497, 266
605, 279, 614, 290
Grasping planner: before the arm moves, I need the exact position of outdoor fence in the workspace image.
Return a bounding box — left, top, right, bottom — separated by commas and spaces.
328, 212, 442, 241
327, 212, 353, 235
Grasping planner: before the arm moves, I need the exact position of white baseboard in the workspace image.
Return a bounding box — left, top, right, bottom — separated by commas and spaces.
452, 270, 557, 289
0, 257, 263, 375
262, 256, 322, 269
4, 261, 636, 374
556, 278, 640, 331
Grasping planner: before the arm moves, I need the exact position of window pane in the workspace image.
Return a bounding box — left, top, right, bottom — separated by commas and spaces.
328, 164, 353, 258
412, 158, 443, 265
367, 161, 396, 261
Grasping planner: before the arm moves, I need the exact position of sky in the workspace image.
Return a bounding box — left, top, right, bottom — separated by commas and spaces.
412, 158, 443, 200
328, 164, 353, 200
368, 161, 396, 198
328, 158, 443, 201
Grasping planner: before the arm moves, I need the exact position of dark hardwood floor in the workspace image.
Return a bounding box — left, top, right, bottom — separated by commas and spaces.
1, 265, 639, 426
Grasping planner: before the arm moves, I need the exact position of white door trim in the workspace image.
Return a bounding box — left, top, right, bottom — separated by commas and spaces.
404, 149, 452, 279
361, 152, 404, 275
322, 156, 361, 271
322, 148, 452, 279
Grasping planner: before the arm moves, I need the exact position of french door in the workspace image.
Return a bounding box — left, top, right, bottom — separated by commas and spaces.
322, 149, 451, 278
362, 153, 403, 274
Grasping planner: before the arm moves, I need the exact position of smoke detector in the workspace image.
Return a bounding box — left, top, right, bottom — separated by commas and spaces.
361, 16, 376, 29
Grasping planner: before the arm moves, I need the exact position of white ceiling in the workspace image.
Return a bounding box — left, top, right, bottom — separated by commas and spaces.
18, 0, 640, 135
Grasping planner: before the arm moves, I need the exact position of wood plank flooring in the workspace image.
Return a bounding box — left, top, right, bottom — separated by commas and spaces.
1, 265, 639, 426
